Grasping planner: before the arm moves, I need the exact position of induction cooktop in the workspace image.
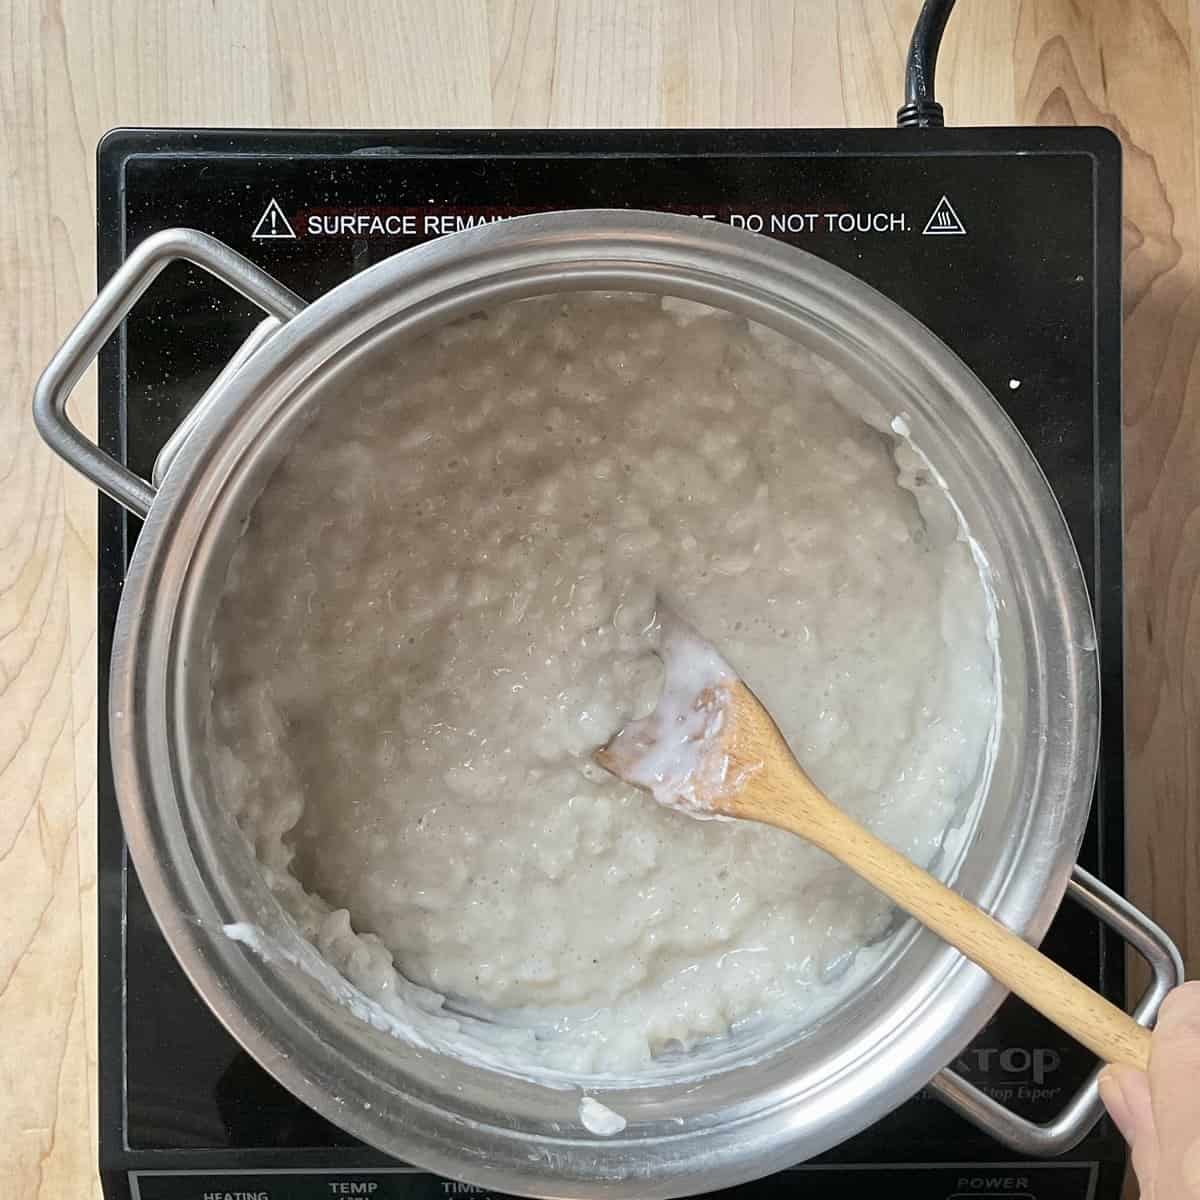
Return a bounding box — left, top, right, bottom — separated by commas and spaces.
92, 124, 1173, 1200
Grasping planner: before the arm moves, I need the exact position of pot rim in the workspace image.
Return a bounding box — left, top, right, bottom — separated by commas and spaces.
109, 210, 1100, 1197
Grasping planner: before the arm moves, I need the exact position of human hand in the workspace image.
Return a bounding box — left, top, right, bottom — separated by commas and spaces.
1099, 981, 1200, 1198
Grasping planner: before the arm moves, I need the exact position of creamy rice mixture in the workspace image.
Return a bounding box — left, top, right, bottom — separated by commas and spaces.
209, 294, 996, 1076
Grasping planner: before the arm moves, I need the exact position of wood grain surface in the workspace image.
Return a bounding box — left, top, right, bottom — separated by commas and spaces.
1, 3, 1195, 1197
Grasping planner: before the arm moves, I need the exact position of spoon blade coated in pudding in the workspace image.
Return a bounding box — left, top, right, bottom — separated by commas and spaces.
595, 610, 1154, 1071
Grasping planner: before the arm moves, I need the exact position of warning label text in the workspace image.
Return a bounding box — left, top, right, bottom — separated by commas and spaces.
728, 211, 908, 234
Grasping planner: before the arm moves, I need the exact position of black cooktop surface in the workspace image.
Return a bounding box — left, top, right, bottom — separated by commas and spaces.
97, 127, 1124, 1200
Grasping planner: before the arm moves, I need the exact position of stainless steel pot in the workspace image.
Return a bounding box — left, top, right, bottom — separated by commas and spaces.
35, 213, 1182, 1198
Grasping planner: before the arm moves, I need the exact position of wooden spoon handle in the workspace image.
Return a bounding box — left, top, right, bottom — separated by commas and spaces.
765, 780, 1152, 1070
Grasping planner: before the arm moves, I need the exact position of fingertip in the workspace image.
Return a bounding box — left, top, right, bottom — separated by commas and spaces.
1156, 979, 1200, 1034
1099, 1071, 1136, 1145
1103, 1062, 1148, 1094
1104, 1065, 1155, 1137
1102, 1064, 1159, 1192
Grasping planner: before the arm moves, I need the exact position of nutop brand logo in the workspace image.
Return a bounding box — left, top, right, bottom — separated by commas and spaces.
956, 1046, 1063, 1085
960, 1051, 1065, 1089
937, 1046, 1067, 1107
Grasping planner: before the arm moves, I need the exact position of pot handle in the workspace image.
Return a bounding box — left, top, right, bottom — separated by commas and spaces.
33, 228, 306, 519
929, 865, 1184, 1155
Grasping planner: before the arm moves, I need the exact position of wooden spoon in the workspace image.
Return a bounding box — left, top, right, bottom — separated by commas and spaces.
595, 614, 1151, 1071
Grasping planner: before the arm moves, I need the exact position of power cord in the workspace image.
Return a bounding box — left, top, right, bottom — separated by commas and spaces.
896, 0, 958, 128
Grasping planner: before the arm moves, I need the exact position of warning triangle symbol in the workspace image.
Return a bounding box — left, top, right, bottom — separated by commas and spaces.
251, 197, 297, 240
922, 195, 965, 236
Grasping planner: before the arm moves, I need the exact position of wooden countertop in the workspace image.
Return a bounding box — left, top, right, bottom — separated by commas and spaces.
2, 3, 1195, 1196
